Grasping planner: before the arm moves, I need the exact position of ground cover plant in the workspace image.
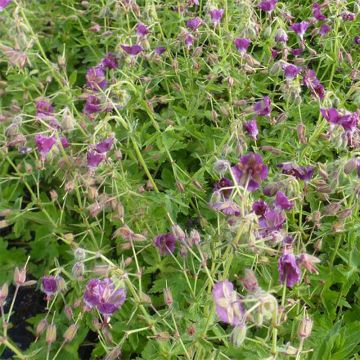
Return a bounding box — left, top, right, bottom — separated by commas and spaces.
1, 0, 360, 359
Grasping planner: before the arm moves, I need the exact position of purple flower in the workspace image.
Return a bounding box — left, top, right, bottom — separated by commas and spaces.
244, 119, 259, 140
41, 276, 61, 297
290, 21, 309, 39
258, 0, 277, 12
36, 99, 54, 117
271, 48, 281, 58
87, 150, 105, 168
234, 38, 251, 53
84, 278, 126, 315
320, 108, 343, 126
291, 48, 304, 57
212, 280, 244, 326
303, 68, 325, 99
186, 17, 202, 31
101, 53, 118, 70
95, 137, 113, 153
319, 24, 331, 36
278, 253, 301, 288
278, 163, 314, 181
35, 134, 57, 157
84, 95, 102, 114
283, 64, 301, 80
136, 22, 149, 37
121, 44, 143, 56
154, 46, 166, 55
60, 136, 70, 148
254, 96, 271, 117
231, 153, 268, 192
86, 66, 107, 91
252, 199, 268, 216
340, 112, 358, 132
214, 177, 233, 199
275, 191, 293, 210
259, 208, 286, 232
209, 8, 224, 25
0, 0, 12, 11
184, 31, 194, 48
275, 29, 288, 43
354, 36, 360, 45
154, 233, 176, 255
312, 3, 326, 21
341, 12, 355, 21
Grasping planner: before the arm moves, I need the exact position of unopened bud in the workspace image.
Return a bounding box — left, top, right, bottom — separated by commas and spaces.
72, 262, 85, 279
36, 319, 48, 336
298, 317, 313, 338
46, 324, 57, 344
74, 247, 86, 260
297, 123, 307, 144
171, 224, 186, 242
230, 323, 247, 347
163, 287, 173, 308
14, 267, 26, 285
63, 324, 78, 342
64, 305, 73, 321
0, 283, 8, 306
189, 229, 201, 246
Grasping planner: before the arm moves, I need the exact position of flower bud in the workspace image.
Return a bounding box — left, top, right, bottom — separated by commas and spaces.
171, 224, 186, 242
230, 323, 247, 347
189, 229, 201, 246
163, 287, 173, 308
14, 267, 26, 285
72, 262, 85, 279
46, 324, 57, 344
63, 324, 78, 342
64, 305, 73, 321
0, 283, 8, 306
240, 269, 259, 292
104, 346, 122, 360
74, 247, 86, 260
298, 317, 313, 338
36, 319, 48, 336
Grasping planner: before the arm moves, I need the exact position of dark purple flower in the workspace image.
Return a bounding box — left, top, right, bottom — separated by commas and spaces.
212, 280, 244, 326
214, 177, 233, 199
209, 8, 224, 25
341, 12, 355, 21
121, 44, 143, 56
303, 68, 325, 99
0, 0, 12, 11
252, 199, 268, 216
35, 134, 57, 156
87, 150, 105, 168
275, 191, 293, 210
244, 119, 259, 140
41, 276, 61, 297
278, 253, 301, 288
234, 38, 251, 53
154, 233, 176, 255
60, 136, 70, 148
258, 0, 277, 12
84, 95, 102, 114
86, 66, 107, 91
95, 137, 113, 153
354, 36, 360, 45
319, 24, 331, 36
283, 64, 301, 80
154, 46, 166, 55
271, 48, 281, 58
136, 22, 149, 37
84, 278, 126, 315
254, 96, 271, 117
231, 153, 268, 192
275, 29, 288, 43
291, 47, 304, 57
36, 99, 54, 116
340, 112, 358, 132
101, 52, 118, 70
290, 21, 309, 39
186, 17, 202, 31
259, 208, 286, 232
263, 182, 282, 196
320, 108, 343, 126
278, 163, 314, 181
312, 3, 326, 21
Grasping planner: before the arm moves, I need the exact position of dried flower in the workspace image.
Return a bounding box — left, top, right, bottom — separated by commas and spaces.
86, 66, 107, 91
84, 278, 126, 315
240, 269, 259, 292
254, 96, 271, 117
154, 233, 176, 255
278, 253, 301, 288
212, 280, 244, 326
231, 153, 268, 192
